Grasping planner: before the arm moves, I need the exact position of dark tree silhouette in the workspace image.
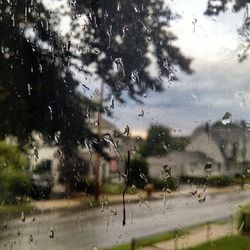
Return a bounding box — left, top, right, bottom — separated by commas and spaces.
0, 0, 192, 188
70, 0, 192, 102
205, 0, 250, 62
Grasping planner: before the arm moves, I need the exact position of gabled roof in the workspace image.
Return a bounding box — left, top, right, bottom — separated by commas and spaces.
190, 122, 250, 162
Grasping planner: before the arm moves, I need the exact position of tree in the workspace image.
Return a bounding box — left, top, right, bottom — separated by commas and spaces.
0, 0, 100, 154
127, 154, 149, 189
0, 141, 31, 204
71, 0, 192, 102
139, 124, 189, 157
205, 0, 250, 61
0, 0, 192, 189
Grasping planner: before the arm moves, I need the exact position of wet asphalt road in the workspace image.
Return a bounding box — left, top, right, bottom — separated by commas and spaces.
1, 189, 250, 250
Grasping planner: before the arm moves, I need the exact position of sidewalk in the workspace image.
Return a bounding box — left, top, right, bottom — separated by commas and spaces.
32, 185, 242, 212
141, 221, 236, 250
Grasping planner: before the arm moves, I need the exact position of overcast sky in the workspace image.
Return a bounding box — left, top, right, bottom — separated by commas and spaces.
75, 0, 250, 138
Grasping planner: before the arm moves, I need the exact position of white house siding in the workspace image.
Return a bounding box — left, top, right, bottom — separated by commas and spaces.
147, 151, 226, 180
147, 156, 182, 179
29, 146, 62, 192
186, 132, 224, 164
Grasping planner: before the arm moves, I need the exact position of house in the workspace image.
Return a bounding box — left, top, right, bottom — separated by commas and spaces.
148, 151, 221, 178
148, 122, 250, 179
29, 114, 131, 193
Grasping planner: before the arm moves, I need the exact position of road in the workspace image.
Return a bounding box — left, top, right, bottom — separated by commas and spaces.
1, 189, 250, 250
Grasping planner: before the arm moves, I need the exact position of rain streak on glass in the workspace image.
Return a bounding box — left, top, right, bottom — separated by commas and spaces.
221, 112, 232, 125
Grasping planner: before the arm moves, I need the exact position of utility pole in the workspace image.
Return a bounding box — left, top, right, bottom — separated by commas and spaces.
94, 81, 104, 201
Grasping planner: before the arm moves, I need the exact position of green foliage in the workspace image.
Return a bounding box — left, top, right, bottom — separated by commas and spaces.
103, 229, 186, 250
205, 0, 247, 16
59, 154, 90, 192
0, 141, 28, 171
181, 176, 236, 187
127, 155, 149, 189
33, 160, 52, 174
0, 0, 191, 189
75, 0, 192, 102
81, 178, 96, 195
0, 141, 31, 204
101, 183, 125, 195
208, 176, 235, 187
187, 235, 250, 250
0, 0, 192, 143
139, 125, 189, 157
150, 177, 177, 191
133, 229, 186, 249
0, 203, 33, 220
237, 203, 250, 234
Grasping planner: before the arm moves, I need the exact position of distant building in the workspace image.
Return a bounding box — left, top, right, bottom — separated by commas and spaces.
148, 122, 250, 179
30, 114, 132, 192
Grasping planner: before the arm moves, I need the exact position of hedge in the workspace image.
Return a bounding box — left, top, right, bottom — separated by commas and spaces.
150, 177, 177, 190
180, 176, 236, 187
237, 203, 250, 234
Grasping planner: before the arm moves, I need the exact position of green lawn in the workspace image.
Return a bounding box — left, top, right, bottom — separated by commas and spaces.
100, 183, 125, 195
187, 235, 250, 250
0, 203, 34, 220
103, 229, 186, 250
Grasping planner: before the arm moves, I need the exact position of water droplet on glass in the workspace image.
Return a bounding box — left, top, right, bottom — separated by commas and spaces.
131, 70, 139, 83
161, 165, 171, 179
38, 64, 43, 73
106, 25, 112, 49
192, 18, 197, 32
221, 112, 232, 125
204, 163, 213, 178
117, 1, 121, 11
114, 58, 125, 77
49, 227, 55, 238
21, 211, 25, 222
27, 83, 31, 95
138, 19, 151, 33
110, 95, 115, 109
139, 170, 148, 183
198, 193, 206, 203
239, 221, 245, 231
29, 234, 33, 242
130, 184, 136, 194
48, 105, 53, 120
123, 125, 129, 136
92, 47, 100, 55
138, 109, 144, 117
133, 4, 140, 13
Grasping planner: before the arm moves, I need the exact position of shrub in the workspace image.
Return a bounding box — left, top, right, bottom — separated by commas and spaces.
209, 176, 234, 187
180, 175, 236, 187
0, 141, 31, 204
81, 178, 96, 194
58, 154, 90, 192
101, 183, 125, 195
150, 177, 177, 190
31, 160, 53, 199
237, 203, 250, 234
0, 170, 31, 204
33, 160, 52, 174
127, 155, 149, 189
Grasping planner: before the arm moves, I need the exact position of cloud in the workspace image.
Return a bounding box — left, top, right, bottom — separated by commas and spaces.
76, 0, 250, 137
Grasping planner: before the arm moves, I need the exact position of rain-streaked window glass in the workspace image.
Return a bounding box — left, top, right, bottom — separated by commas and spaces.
1, 0, 250, 249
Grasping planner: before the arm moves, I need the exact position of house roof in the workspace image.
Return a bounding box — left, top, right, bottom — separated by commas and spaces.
190, 122, 250, 162
192, 122, 250, 143
148, 151, 214, 165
